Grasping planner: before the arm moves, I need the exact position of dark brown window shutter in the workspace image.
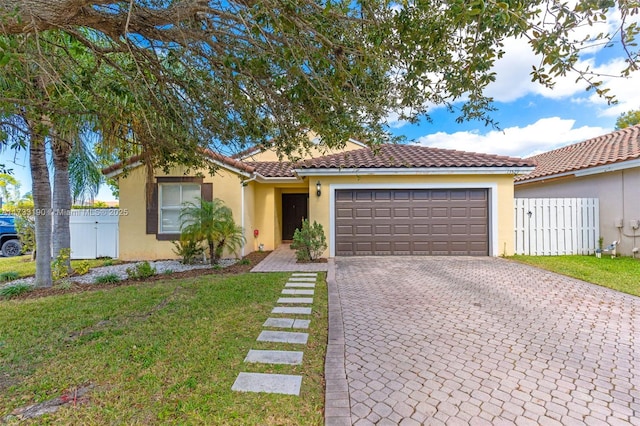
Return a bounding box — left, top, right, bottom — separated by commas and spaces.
202, 183, 213, 202
146, 182, 158, 234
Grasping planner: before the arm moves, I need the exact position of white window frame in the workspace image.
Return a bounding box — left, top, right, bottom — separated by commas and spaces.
158, 183, 201, 234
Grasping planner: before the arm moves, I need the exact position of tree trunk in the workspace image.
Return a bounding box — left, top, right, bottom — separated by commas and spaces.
29, 130, 53, 288
208, 241, 215, 265
52, 135, 72, 273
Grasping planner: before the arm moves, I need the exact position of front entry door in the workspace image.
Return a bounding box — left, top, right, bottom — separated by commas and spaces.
282, 193, 309, 240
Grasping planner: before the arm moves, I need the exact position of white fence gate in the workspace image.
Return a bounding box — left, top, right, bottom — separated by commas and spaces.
514, 198, 599, 256
70, 209, 119, 259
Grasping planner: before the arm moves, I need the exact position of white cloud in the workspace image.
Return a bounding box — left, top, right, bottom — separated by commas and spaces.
414, 117, 609, 158
486, 7, 640, 115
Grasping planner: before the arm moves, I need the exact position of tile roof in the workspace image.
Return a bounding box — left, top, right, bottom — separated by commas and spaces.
297, 144, 535, 170
515, 125, 640, 182
245, 161, 296, 178
101, 149, 255, 176
103, 143, 534, 179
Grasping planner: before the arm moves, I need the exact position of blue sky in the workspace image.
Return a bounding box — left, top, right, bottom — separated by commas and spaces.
2, 8, 638, 203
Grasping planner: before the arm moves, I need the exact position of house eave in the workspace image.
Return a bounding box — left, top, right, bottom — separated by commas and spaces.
255, 176, 303, 183
515, 158, 640, 185
294, 166, 536, 176
103, 161, 143, 179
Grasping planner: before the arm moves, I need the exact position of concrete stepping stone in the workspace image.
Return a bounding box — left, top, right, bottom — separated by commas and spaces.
272, 306, 312, 314
282, 289, 314, 295
232, 372, 302, 395
264, 317, 295, 328
263, 318, 310, 329
288, 277, 316, 282
291, 273, 317, 277
285, 282, 315, 288
277, 297, 313, 304
258, 330, 309, 344
293, 319, 311, 329
244, 349, 303, 365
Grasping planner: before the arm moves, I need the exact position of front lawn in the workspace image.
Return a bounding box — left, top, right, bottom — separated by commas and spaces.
0, 272, 328, 424
0, 255, 112, 280
508, 255, 640, 297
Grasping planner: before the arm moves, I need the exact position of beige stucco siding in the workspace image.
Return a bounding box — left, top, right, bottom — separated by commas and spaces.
118, 165, 247, 261
306, 174, 516, 257
515, 168, 640, 255
251, 181, 308, 252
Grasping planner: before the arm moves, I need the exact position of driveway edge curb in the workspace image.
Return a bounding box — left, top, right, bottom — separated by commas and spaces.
324, 258, 352, 426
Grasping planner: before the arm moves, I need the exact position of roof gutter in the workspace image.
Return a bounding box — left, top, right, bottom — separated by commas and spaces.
294, 166, 536, 177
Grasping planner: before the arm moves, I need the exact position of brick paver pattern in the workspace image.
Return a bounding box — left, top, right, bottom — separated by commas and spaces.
335, 256, 640, 425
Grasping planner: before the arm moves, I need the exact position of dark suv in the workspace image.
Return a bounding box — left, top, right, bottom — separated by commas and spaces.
0, 214, 21, 257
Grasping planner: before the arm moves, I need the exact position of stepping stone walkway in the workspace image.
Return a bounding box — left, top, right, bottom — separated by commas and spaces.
232, 272, 318, 396
263, 318, 310, 329
244, 349, 303, 365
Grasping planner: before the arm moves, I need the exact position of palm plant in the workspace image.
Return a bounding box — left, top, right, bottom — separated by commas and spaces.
179, 198, 245, 265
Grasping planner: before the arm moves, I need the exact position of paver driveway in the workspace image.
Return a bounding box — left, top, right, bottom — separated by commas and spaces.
333, 256, 640, 425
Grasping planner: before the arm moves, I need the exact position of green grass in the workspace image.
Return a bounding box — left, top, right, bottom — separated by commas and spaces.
0, 255, 115, 280
0, 272, 328, 424
508, 255, 640, 297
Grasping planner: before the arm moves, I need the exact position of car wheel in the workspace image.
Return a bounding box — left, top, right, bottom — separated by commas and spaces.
1, 239, 22, 257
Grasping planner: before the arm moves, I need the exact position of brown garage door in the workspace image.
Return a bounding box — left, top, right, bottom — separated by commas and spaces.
335, 189, 488, 256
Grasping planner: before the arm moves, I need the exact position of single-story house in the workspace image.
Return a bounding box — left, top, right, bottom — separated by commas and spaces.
514, 124, 640, 255
103, 139, 535, 260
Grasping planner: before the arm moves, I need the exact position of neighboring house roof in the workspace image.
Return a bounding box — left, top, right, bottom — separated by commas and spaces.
515, 125, 640, 183
297, 144, 535, 170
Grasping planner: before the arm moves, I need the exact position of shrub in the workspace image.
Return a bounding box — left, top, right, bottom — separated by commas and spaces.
126, 262, 156, 280
94, 273, 121, 284
15, 214, 35, 254
0, 271, 20, 282
0, 283, 32, 299
172, 237, 204, 265
238, 258, 251, 266
52, 248, 71, 281
56, 279, 73, 290
74, 260, 91, 275
291, 219, 327, 262
102, 258, 114, 267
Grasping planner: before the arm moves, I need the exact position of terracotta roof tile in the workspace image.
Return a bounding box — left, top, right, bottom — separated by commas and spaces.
297, 144, 535, 169
515, 125, 640, 182
245, 161, 296, 178
102, 149, 255, 176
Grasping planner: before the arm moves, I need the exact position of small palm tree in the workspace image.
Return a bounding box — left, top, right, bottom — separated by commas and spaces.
179, 198, 245, 265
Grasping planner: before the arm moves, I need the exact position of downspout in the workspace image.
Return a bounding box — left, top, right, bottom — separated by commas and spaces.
241, 173, 258, 256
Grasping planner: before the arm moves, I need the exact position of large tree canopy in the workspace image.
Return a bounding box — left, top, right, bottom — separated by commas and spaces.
2, 0, 638, 165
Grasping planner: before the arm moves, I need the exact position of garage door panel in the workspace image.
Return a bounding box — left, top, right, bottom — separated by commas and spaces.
374, 208, 391, 217
374, 224, 392, 235
393, 224, 411, 235
355, 208, 373, 218
336, 208, 354, 218
470, 207, 488, 218
335, 189, 488, 256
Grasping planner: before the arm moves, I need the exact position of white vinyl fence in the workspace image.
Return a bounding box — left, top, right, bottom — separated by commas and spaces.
514, 198, 599, 256
70, 209, 119, 259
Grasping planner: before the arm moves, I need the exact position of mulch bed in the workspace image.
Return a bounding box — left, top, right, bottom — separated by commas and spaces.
8, 251, 271, 301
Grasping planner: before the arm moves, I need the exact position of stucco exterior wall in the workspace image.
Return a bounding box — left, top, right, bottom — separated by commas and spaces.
118, 165, 247, 261
307, 174, 517, 257
515, 168, 640, 255
250, 182, 308, 252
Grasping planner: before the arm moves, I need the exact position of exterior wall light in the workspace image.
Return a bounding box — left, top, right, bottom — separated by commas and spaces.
316, 181, 322, 197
